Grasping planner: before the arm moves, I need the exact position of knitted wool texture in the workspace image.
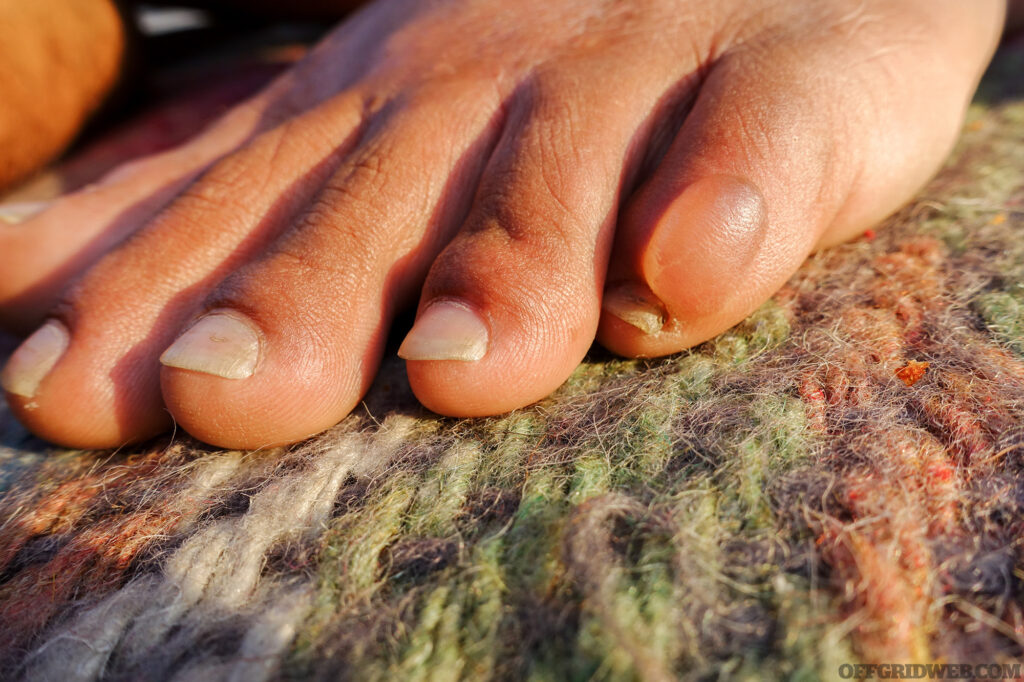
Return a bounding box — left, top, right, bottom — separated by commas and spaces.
1, 39, 1023, 682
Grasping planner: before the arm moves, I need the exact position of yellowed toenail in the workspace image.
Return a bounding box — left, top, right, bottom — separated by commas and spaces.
398, 300, 488, 361
1, 320, 70, 398
160, 311, 261, 379
0, 201, 51, 224
602, 283, 666, 335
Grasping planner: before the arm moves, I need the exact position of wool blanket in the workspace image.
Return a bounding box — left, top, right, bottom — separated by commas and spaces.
1, 33, 1023, 682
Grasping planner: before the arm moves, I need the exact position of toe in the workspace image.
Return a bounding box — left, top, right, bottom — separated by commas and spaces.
0, 66, 351, 335
0, 97, 364, 448
0, 93, 285, 334
0, 150, 205, 333
598, 19, 994, 357
159, 82, 504, 448
401, 64, 681, 417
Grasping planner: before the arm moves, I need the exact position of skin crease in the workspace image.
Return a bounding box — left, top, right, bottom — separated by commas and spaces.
0, 0, 1014, 449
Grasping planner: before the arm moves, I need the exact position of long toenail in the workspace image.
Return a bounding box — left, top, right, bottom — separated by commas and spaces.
1, 320, 70, 398
602, 282, 667, 335
0, 201, 51, 224
160, 311, 261, 379
398, 300, 488, 361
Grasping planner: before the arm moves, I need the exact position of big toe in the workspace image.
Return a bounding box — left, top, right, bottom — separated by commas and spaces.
599, 18, 994, 357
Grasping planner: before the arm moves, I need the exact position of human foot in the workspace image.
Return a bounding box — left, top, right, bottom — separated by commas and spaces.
0, 0, 1006, 449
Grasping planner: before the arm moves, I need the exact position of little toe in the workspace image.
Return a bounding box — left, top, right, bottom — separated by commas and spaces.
0, 95, 283, 334
0, 69, 346, 334
0, 97, 364, 448
0, 151, 205, 333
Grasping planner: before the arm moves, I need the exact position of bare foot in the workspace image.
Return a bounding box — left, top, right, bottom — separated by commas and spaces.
0, 0, 1007, 449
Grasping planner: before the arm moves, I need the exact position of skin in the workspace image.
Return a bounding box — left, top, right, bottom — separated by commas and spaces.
0, 0, 1011, 449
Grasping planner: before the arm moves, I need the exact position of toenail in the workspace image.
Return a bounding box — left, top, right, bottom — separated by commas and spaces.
647, 175, 767, 299
160, 311, 261, 379
398, 300, 488, 362
0, 201, 51, 224
602, 282, 667, 335
0, 320, 70, 398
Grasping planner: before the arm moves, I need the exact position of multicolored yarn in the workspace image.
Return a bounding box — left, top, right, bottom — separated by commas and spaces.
1, 39, 1023, 682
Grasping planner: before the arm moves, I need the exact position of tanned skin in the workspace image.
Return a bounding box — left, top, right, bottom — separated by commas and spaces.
0, 0, 1020, 451
2, 0, 1022, 191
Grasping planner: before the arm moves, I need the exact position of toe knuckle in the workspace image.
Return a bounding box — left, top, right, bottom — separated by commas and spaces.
304, 183, 391, 249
